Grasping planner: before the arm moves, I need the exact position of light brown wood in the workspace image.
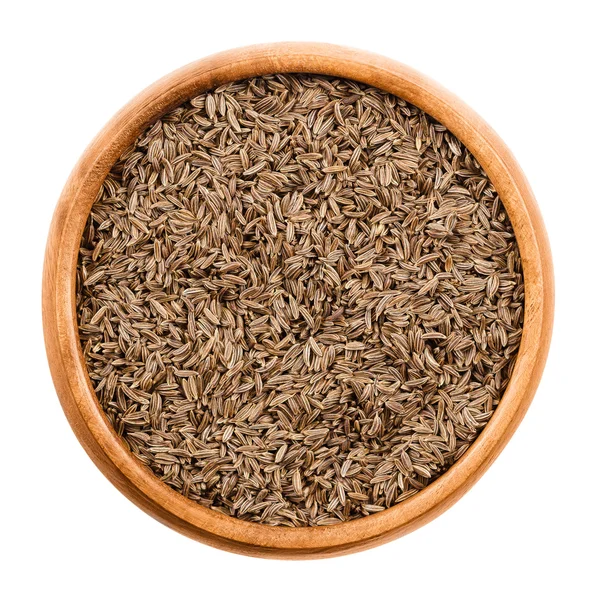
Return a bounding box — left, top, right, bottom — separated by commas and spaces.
42, 42, 554, 558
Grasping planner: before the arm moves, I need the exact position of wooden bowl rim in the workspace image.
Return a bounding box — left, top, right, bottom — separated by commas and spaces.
43, 42, 554, 558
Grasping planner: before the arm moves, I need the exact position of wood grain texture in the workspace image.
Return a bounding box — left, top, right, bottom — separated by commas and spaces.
42, 42, 554, 558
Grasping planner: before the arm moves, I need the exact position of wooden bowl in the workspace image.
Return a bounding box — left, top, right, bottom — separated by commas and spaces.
43, 42, 554, 558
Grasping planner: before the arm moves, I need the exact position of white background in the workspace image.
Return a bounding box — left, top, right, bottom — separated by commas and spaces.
2, 1, 598, 598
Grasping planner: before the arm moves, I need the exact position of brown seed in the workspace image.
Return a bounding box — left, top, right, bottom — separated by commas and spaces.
77, 73, 524, 527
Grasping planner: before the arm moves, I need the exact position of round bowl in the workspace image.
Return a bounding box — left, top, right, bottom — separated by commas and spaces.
43, 42, 554, 558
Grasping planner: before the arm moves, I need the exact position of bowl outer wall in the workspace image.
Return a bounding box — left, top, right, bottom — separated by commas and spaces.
42, 42, 554, 558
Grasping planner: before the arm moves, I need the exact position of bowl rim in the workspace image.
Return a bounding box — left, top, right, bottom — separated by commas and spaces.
43, 42, 554, 558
